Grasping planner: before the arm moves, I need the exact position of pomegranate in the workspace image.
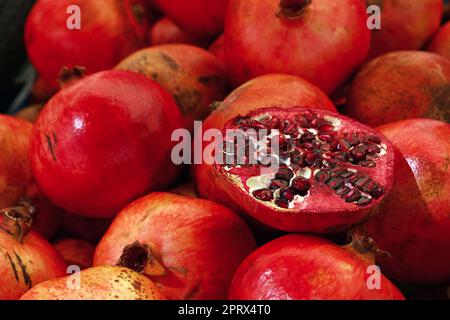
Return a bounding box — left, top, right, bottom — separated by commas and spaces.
229, 234, 405, 300
30, 70, 185, 218
194, 106, 395, 233
20, 266, 165, 300
209, 35, 225, 66
150, 17, 199, 46
0, 115, 33, 209
224, 0, 370, 94
94, 192, 257, 300
116, 44, 229, 127
366, 0, 443, 60
0, 206, 66, 300
60, 212, 111, 244
25, 0, 151, 86
15, 104, 44, 123
30, 77, 57, 103
54, 238, 95, 269
169, 183, 198, 198
357, 119, 450, 284
346, 51, 450, 126
428, 22, 450, 60
150, 0, 228, 40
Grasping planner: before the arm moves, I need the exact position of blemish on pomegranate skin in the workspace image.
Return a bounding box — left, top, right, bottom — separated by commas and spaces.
45, 134, 57, 161
159, 53, 179, 70
14, 252, 32, 288
6, 252, 19, 282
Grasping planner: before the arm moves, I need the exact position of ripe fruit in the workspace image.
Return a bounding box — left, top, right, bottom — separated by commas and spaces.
194, 107, 395, 233
116, 44, 229, 127
229, 234, 405, 300
0, 115, 33, 209
150, 17, 199, 46
20, 266, 164, 300
14, 104, 44, 123
150, 0, 228, 40
209, 35, 225, 65
94, 192, 256, 300
54, 238, 95, 269
0, 206, 66, 300
367, 0, 443, 60
346, 51, 450, 126
25, 0, 151, 86
224, 0, 370, 94
30, 70, 185, 218
428, 22, 450, 60
60, 212, 111, 244
357, 119, 450, 284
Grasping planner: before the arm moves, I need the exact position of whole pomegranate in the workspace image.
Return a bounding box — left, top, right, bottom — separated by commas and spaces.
345, 51, 450, 126
30, 70, 185, 218
194, 106, 395, 233
54, 238, 95, 269
367, 0, 443, 60
60, 212, 112, 244
150, 0, 228, 41
25, 0, 151, 86
150, 17, 199, 46
116, 44, 229, 128
428, 22, 450, 60
357, 119, 450, 284
20, 266, 164, 300
94, 192, 256, 300
224, 0, 370, 94
0, 207, 66, 300
229, 234, 405, 300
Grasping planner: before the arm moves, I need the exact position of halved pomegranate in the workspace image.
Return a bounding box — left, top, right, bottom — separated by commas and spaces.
194, 107, 395, 233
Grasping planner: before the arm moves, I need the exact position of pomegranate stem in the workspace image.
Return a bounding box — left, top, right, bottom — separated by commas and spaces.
0, 206, 33, 244
278, 0, 312, 20
117, 241, 167, 277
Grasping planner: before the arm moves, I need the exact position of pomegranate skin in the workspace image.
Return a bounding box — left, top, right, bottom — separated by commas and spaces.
360, 119, 450, 284
94, 192, 257, 300
367, 0, 443, 60
229, 234, 405, 300
54, 238, 95, 269
0, 115, 33, 209
428, 22, 450, 60
224, 0, 370, 94
20, 266, 164, 300
209, 35, 225, 66
151, 0, 228, 40
30, 70, 185, 218
150, 17, 199, 46
346, 51, 450, 126
0, 230, 67, 300
25, 0, 151, 86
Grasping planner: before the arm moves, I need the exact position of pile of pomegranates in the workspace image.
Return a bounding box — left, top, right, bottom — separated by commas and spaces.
0, 0, 449, 302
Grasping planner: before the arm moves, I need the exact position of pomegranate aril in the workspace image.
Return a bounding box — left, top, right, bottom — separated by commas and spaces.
270, 179, 289, 190
301, 133, 315, 142
275, 199, 289, 209
291, 177, 311, 195
360, 160, 376, 168
354, 176, 370, 188
338, 139, 351, 151
252, 189, 274, 201
367, 135, 382, 144
335, 186, 351, 196
350, 148, 366, 161
356, 196, 371, 206
344, 189, 362, 202
371, 184, 385, 199
366, 143, 381, 154
275, 168, 294, 181
319, 134, 332, 142
339, 171, 354, 179
327, 177, 343, 190
315, 170, 331, 183
280, 188, 296, 201
319, 124, 334, 133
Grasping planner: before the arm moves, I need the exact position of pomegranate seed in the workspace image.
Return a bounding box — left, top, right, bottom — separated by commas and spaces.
275, 168, 294, 181
315, 170, 331, 183
319, 124, 334, 133
252, 189, 274, 201
344, 189, 361, 202
357, 196, 371, 206
280, 188, 296, 201
275, 199, 289, 209
270, 179, 289, 190
291, 177, 311, 195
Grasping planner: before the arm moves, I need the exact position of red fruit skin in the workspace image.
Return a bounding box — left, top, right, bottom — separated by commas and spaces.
367, 0, 443, 60
229, 234, 405, 300
346, 51, 450, 126
116, 44, 229, 127
224, 0, 370, 94
94, 192, 257, 300
30, 70, 185, 218
0, 230, 67, 300
360, 119, 450, 284
25, 0, 151, 86
428, 22, 450, 60
30, 77, 58, 103
0, 115, 33, 209
54, 238, 95, 269
60, 212, 111, 244
15, 104, 44, 123
20, 266, 165, 300
209, 35, 225, 66
150, 17, 199, 46
151, 0, 228, 41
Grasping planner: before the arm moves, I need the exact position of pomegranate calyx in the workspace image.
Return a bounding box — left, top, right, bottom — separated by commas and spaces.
277, 0, 311, 20
117, 241, 167, 277
345, 230, 391, 265
57, 66, 86, 89
0, 206, 33, 244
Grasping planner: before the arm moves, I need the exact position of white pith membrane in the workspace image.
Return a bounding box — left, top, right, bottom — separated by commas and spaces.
219, 108, 390, 211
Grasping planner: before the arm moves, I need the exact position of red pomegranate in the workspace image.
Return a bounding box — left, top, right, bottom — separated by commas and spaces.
116, 44, 229, 128
357, 119, 450, 284
367, 0, 443, 60
20, 266, 164, 300
0, 207, 67, 300
224, 0, 370, 94
428, 22, 450, 60
150, 17, 199, 46
25, 0, 152, 86
60, 212, 111, 244
194, 105, 395, 233
346, 51, 450, 126
54, 238, 95, 269
30, 70, 185, 218
209, 35, 225, 66
150, 0, 228, 41
94, 192, 256, 300
229, 234, 405, 300
15, 104, 44, 123
0, 115, 33, 209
